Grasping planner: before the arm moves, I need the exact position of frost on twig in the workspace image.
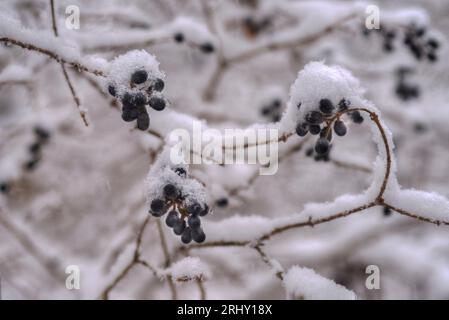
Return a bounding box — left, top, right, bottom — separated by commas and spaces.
283, 266, 357, 300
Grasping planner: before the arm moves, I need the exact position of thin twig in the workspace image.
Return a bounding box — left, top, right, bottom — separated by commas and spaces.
0, 37, 105, 76
156, 220, 177, 300
101, 216, 154, 299
49, 0, 88, 126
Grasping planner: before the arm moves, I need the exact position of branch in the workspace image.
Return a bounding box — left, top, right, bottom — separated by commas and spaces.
101, 216, 156, 299
203, 13, 357, 101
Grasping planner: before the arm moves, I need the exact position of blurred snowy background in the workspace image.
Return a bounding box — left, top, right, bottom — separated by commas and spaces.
1, 0, 449, 299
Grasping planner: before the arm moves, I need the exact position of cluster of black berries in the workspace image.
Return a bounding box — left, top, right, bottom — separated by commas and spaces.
295, 99, 363, 155
108, 70, 166, 131
173, 32, 215, 54
260, 98, 282, 122
242, 15, 271, 38
149, 170, 208, 244
395, 67, 419, 101
24, 126, 51, 172
403, 25, 439, 62
362, 24, 439, 62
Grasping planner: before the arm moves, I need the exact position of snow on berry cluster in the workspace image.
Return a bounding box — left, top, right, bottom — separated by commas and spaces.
282, 61, 368, 157
106, 50, 166, 131
146, 150, 209, 244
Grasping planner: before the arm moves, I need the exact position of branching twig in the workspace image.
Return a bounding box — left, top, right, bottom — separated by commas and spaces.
203, 13, 357, 101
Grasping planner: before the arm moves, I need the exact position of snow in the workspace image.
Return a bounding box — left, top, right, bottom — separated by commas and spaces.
106, 49, 164, 98
165, 257, 210, 283
283, 266, 357, 300
0, 64, 31, 83
170, 16, 216, 46
0, 13, 107, 74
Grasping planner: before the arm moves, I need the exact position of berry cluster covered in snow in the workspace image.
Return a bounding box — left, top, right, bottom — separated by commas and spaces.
106, 50, 167, 130
283, 62, 367, 158
146, 150, 209, 244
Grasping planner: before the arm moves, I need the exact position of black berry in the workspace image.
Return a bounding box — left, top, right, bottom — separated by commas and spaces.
108, 84, 116, 97
192, 227, 206, 243
319, 99, 334, 114
148, 97, 166, 111
181, 227, 192, 244
174, 32, 184, 43
309, 125, 321, 135
333, 120, 347, 136
315, 138, 330, 155
150, 199, 167, 217
0, 182, 10, 194
199, 42, 214, 54
351, 111, 364, 124
131, 70, 148, 84
137, 111, 150, 130
188, 215, 201, 228
153, 78, 165, 92
166, 211, 178, 227
173, 219, 186, 235
215, 197, 229, 208
163, 184, 179, 200
122, 107, 138, 122
122, 92, 146, 108
427, 38, 439, 49
187, 202, 202, 216
305, 111, 323, 124
295, 123, 308, 137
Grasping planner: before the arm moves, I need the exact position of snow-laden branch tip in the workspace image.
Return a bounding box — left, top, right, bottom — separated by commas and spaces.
283, 266, 357, 300
164, 257, 211, 283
